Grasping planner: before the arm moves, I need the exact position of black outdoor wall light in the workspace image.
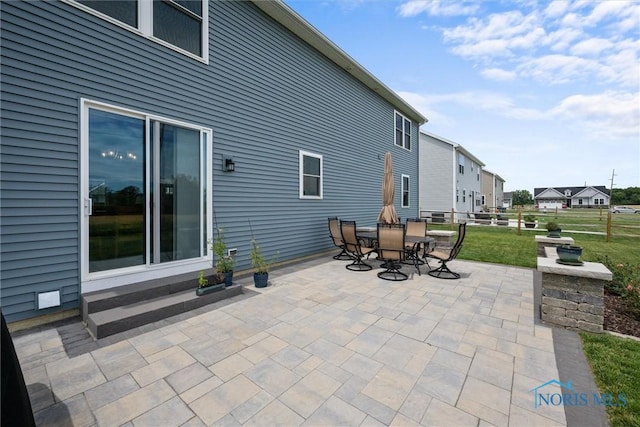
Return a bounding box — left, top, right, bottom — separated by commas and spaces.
223, 156, 235, 172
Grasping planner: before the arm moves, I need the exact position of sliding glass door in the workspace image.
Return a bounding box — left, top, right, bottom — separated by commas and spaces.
85, 104, 209, 275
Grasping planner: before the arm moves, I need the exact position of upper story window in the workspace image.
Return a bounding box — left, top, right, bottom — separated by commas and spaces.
299, 150, 323, 199
394, 112, 411, 150
458, 153, 465, 174
73, 0, 208, 61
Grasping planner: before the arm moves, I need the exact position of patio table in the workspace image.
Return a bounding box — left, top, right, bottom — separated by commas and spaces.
356, 229, 435, 274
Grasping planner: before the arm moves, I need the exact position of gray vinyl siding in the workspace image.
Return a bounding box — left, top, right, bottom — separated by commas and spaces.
456, 155, 481, 213
419, 133, 453, 213
0, 1, 420, 321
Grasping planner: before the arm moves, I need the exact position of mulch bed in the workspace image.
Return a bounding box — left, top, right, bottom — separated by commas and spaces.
604, 289, 640, 339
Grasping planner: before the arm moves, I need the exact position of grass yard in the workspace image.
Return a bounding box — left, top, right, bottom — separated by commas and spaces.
426, 216, 640, 426
459, 227, 639, 268
580, 333, 640, 427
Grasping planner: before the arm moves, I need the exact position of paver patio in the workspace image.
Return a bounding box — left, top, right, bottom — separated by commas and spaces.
12, 257, 587, 426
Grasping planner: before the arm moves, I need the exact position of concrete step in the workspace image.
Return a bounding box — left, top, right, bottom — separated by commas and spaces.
85, 283, 243, 339
82, 271, 206, 319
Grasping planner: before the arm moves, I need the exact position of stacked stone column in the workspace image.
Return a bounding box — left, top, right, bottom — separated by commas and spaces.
537, 248, 611, 333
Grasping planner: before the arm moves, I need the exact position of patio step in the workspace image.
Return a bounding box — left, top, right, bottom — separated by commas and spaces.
82, 272, 243, 339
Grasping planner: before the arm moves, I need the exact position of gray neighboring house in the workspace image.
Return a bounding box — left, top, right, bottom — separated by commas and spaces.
0, 0, 426, 323
418, 131, 485, 217
534, 186, 610, 209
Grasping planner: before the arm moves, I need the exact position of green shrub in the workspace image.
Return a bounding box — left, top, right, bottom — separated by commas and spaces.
595, 254, 640, 314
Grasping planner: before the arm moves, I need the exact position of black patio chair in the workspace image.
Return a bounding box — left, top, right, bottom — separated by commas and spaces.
340, 220, 376, 271
377, 223, 408, 281
426, 222, 466, 279
328, 217, 352, 260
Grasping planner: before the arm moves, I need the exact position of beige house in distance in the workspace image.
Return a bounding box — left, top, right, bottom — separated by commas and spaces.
482, 169, 506, 211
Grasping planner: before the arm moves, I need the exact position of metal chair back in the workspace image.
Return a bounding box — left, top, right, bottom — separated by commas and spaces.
405, 218, 427, 238
377, 223, 405, 262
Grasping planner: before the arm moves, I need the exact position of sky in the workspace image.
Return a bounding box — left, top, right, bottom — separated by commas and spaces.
285, 0, 640, 193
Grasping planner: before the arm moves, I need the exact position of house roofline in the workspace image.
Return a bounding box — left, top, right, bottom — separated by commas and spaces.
252, 1, 428, 125
483, 168, 505, 183
420, 131, 485, 166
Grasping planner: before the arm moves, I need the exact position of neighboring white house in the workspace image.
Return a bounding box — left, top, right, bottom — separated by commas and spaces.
502, 191, 512, 209
482, 169, 506, 211
534, 186, 610, 209
419, 131, 485, 217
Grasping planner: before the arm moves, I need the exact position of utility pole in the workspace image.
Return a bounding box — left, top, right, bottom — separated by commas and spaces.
609, 169, 616, 204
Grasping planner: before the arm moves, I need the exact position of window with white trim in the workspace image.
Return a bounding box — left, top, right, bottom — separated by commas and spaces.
401, 174, 410, 208
394, 111, 411, 150
458, 153, 465, 174
299, 151, 323, 199
71, 0, 208, 61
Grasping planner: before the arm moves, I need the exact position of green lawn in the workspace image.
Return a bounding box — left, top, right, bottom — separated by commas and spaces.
580, 333, 640, 427
427, 220, 640, 426
428, 224, 639, 268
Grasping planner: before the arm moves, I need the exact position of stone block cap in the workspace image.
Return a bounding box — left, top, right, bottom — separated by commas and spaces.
537, 257, 612, 281
534, 235, 575, 245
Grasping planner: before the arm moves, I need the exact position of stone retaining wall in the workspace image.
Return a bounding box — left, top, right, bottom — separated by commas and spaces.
537, 250, 611, 333
427, 230, 455, 248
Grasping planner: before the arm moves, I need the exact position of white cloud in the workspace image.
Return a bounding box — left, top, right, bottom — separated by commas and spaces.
400, 87, 639, 140
481, 68, 516, 81
396, 91, 452, 126
569, 37, 613, 56
517, 54, 600, 85
543, 1, 569, 19
585, 1, 637, 27
546, 27, 583, 52
397, 0, 479, 17
549, 91, 640, 138
409, 1, 639, 91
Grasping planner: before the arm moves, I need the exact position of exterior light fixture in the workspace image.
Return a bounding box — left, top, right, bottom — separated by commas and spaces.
223, 156, 235, 172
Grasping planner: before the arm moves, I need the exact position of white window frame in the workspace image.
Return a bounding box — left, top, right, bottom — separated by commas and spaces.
64, 0, 209, 63
299, 150, 323, 200
394, 111, 412, 150
79, 99, 213, 293
401, 174, 410, 208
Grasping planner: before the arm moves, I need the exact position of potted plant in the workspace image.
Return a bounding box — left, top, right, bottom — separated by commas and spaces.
556, 244, 583, 263
523, 214, 536, 228
211, 227, 234, 286
195, 270, 225, 296
546, 221, 562, 238
250, 237, 270, 288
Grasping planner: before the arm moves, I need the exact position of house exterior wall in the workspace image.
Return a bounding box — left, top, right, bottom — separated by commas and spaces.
572, 188, 610, 208
494, 178, 505, 209
455, 153, 482, 214
419, 133, 454, 213
481, 171, 505, 211
0, 1, 422, 322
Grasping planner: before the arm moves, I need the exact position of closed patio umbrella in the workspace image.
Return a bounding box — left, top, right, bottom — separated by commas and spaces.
377, 152, 399, 224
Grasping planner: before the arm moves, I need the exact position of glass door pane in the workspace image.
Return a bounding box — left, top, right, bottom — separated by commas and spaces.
154, 122, 201, 263
88, 109, 145, 272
